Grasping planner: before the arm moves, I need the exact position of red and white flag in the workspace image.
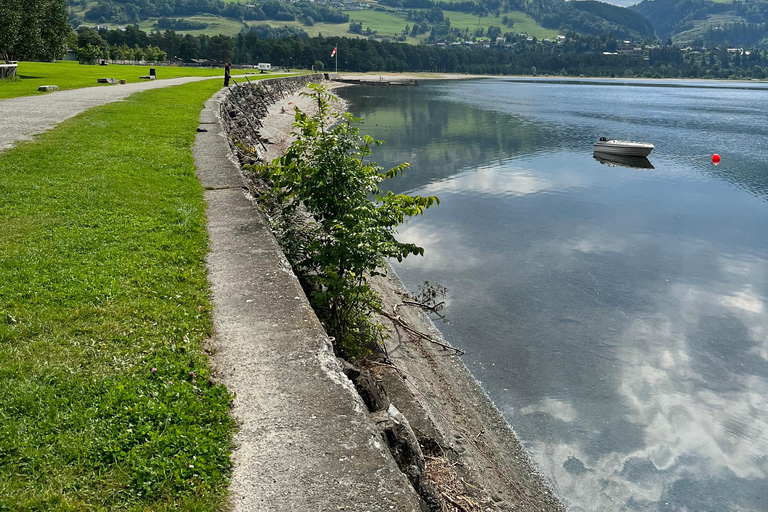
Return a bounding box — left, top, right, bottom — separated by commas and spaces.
331, 47, 337, 57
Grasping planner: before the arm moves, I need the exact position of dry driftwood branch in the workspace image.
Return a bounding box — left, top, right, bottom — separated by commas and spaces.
440, 491, 473, 512
376, 307, 464, 355
402, 299, 445, 312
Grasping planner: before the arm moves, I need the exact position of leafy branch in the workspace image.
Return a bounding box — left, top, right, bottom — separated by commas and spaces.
255, 84, 439, 356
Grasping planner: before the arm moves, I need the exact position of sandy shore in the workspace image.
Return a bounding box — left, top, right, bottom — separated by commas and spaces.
242, 80, 565, 511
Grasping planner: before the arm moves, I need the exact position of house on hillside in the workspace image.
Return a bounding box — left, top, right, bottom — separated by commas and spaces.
617, 43, 643, 56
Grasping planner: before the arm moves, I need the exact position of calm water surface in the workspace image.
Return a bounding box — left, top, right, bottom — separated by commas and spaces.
337, 79, 768, 511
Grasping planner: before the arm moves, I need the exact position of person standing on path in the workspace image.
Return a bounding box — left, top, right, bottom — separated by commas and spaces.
224, 63, 231, 87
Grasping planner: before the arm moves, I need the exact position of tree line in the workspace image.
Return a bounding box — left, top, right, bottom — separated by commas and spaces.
71, 25, 768, 80
69, 0, 349, 27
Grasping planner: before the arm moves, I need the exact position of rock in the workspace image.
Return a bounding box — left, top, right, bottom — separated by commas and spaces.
337, 358, 360, 381
38, 85, 58, 92
372, 404, 426, 482
353, 368, 390, 412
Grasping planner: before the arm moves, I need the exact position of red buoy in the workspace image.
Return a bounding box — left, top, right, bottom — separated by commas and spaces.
712, 154, 721, 165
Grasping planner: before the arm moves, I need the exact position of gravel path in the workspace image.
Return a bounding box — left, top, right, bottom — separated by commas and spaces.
0, 76, 223, 152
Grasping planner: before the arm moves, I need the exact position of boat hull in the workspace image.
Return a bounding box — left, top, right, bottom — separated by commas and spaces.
593, 152, 654, 169
593, 140, 654, 157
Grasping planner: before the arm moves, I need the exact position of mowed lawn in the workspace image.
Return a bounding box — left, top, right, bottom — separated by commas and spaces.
0, 79, 235, 511
446, 11, 558, 39
138, 16, 247, 37
1, 61, 225, 100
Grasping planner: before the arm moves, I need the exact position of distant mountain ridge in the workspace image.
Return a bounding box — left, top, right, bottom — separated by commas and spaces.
632, 0, 768, 46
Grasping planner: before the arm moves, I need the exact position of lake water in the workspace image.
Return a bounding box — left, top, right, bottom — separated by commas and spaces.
336, 78, 768, 512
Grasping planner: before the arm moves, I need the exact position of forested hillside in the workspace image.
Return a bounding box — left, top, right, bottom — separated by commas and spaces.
69, 0, 349, 26
633, 0, 768, 46
68, 0, 655, 42
377, 0, 654, 38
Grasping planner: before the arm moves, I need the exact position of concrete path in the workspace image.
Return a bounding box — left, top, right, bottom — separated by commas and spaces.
0, 75, 222, 152
195, 91, 424, 511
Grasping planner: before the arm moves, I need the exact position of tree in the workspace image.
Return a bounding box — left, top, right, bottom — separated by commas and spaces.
77, 42, 104, 64
143, 45, 167, 62
207, 34, 233, 63
0, 0, 24, 60
77, 26, 108, 55
0, 0, 70, 61
178, 34, 200, 62
258, 85, 438, 354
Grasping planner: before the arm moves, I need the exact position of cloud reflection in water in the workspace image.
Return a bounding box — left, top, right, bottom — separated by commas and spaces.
393, 159, 768, 511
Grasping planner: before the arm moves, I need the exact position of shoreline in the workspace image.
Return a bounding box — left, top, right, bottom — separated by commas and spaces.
370, 266, 565, 511
224, 78, 565, 511
335, 71, 768, 85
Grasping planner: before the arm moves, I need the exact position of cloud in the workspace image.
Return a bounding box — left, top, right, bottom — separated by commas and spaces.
394, 222, 481, 271
427, 165, 554, 197
510, 258, 768, 511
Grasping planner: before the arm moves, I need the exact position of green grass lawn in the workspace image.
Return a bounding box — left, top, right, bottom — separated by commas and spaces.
138, 16, 247, 37
1, 61, 226, 100
0, 78, 236, 511
234, 18, 422, 44
344, 9, 557, 41
446, 11, 558, 39
258, 19, 360, 39
349, 10, 410, 37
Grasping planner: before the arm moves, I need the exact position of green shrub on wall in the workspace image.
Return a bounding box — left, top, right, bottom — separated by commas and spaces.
257, 84, 439, 355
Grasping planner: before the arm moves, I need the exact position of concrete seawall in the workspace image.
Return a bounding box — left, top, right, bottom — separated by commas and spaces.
194, 80, 426, 511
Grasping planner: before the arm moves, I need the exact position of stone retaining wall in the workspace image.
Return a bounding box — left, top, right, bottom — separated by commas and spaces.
220, 74, 324, 165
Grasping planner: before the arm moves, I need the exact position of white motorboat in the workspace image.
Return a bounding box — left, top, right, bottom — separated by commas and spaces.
593, 137, 654, 157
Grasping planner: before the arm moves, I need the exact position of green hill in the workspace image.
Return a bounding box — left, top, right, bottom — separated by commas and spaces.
632, 0, 768, 46
68, 0, 655, 43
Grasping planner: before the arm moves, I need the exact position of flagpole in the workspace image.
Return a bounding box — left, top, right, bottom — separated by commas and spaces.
335, 48, 338, 73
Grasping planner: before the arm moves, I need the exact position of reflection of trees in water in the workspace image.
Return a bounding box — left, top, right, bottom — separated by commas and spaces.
337, 84, 547, 194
